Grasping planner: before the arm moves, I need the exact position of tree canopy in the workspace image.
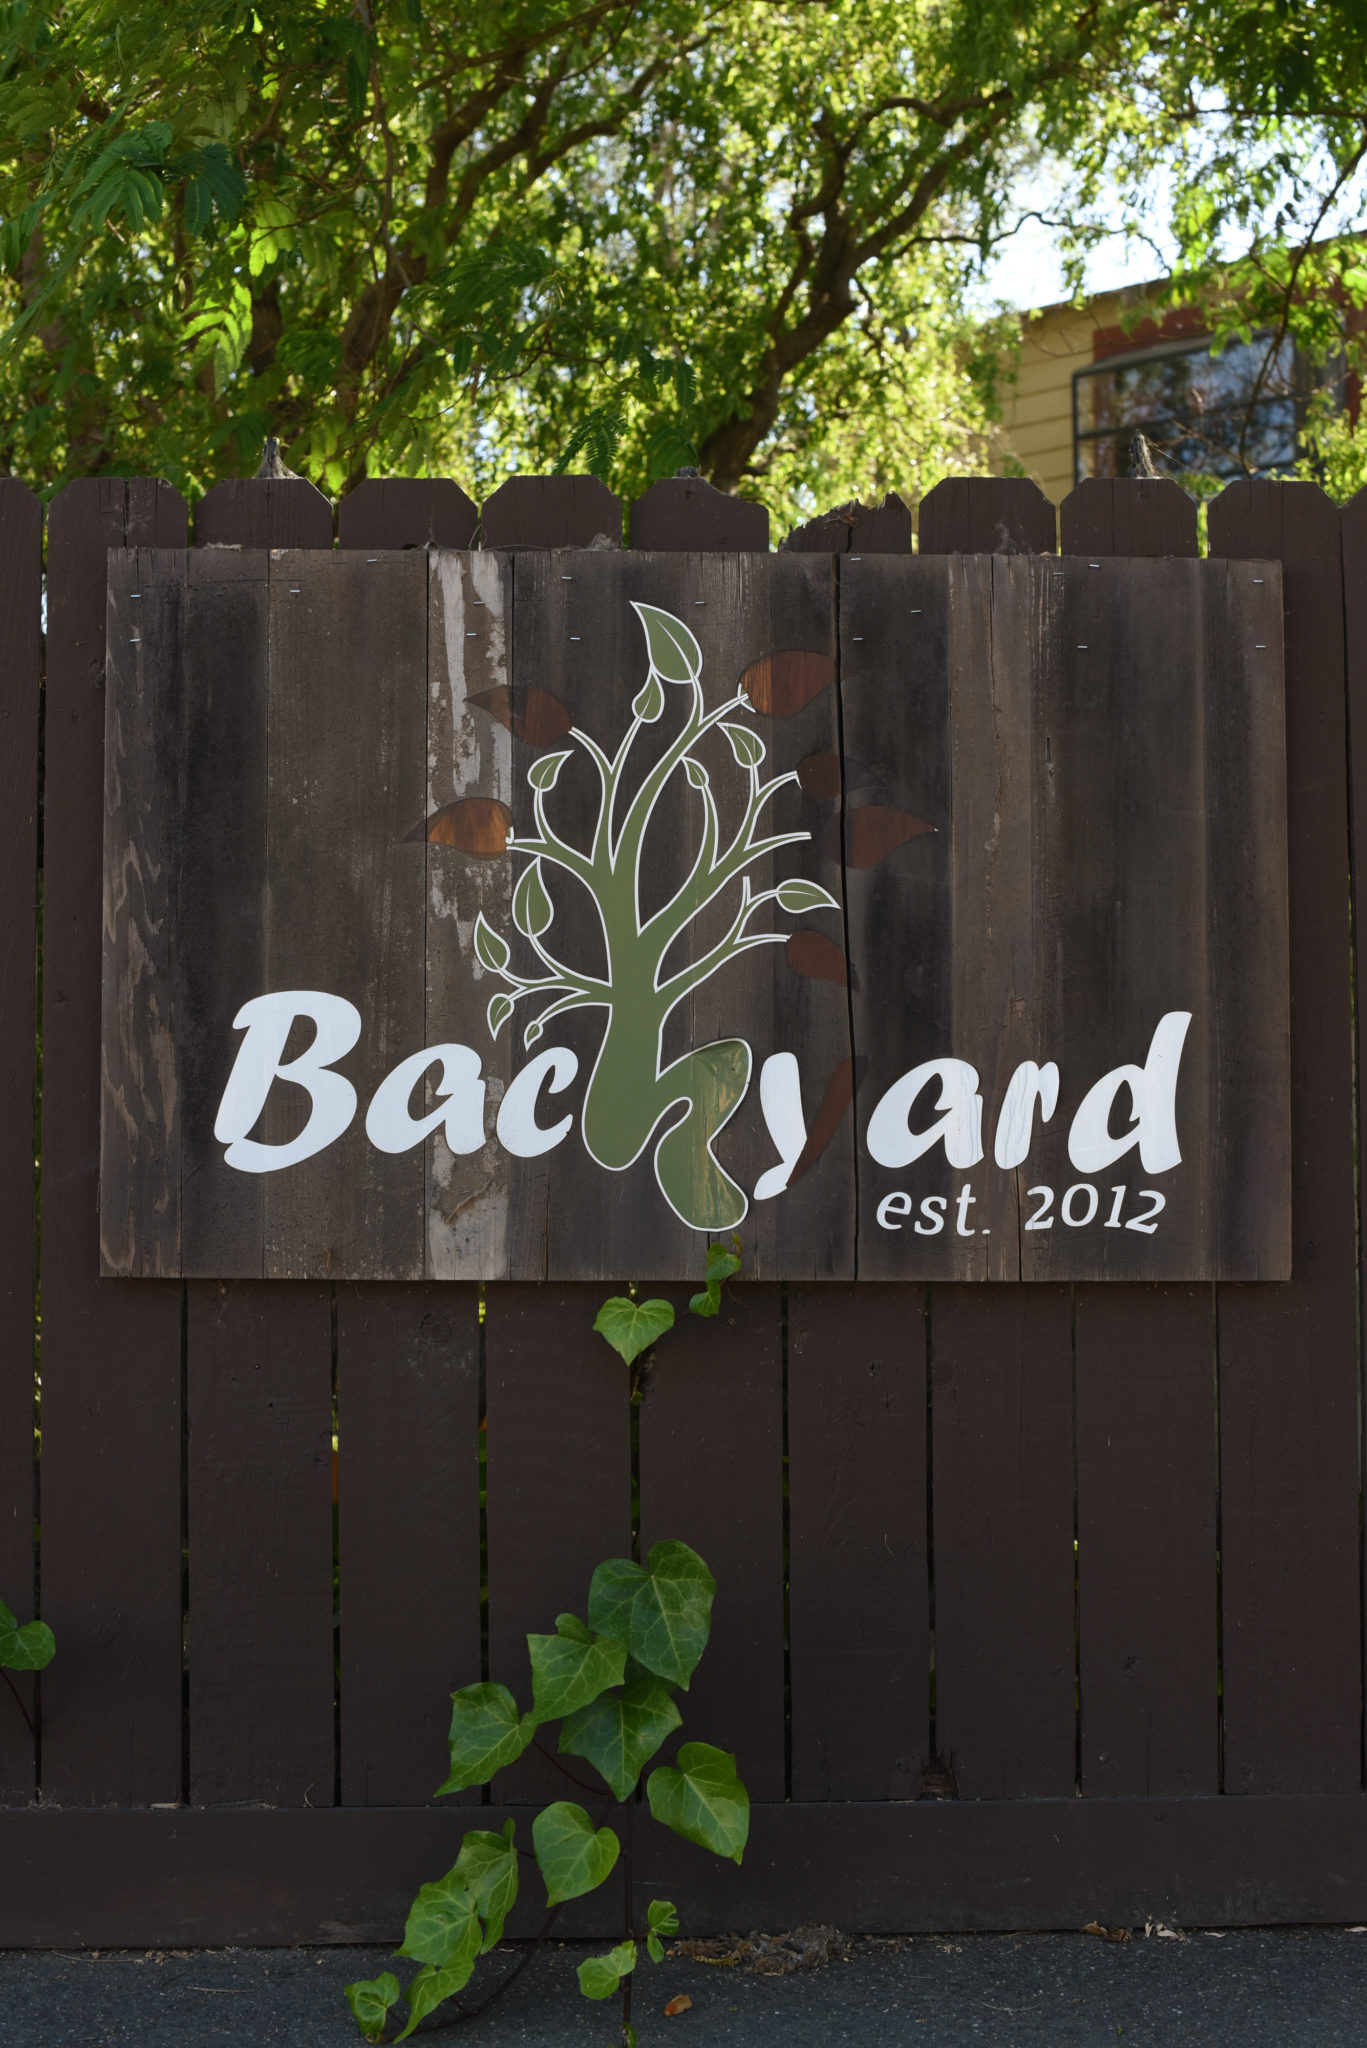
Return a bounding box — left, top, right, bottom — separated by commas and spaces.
1, 0, 1365, 516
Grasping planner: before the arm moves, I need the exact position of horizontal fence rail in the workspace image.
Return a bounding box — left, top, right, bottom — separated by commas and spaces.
0, 467, 1364, 1940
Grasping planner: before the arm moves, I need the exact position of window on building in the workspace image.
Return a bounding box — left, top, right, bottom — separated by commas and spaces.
1073, 332, 1303, 485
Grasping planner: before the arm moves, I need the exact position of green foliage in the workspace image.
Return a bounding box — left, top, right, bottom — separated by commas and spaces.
593, 1296, 675, 1367
345, 1539, 746, 2041
9, 0, 1359, 515
689, 1236, 742, 1319
0, 1599, 54, 1672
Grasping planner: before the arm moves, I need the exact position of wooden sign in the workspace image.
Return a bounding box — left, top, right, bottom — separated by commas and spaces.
101, 545, 1290, 1282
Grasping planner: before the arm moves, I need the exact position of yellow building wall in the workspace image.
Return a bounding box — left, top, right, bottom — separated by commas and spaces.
997, 290, 1130, 505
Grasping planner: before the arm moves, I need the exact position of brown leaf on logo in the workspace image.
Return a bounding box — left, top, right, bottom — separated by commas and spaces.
663, 1994, 693, 2016
845, 805, 935, 868
404, 797, 512, 856
785, 1054, 865, 1189
469, 684, 574, 744
786, 929, 854, 990
795, 750, 842, 799
740, 650, 835, 718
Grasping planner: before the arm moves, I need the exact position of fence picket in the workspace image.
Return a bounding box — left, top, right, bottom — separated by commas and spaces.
0, 481, 40, 1805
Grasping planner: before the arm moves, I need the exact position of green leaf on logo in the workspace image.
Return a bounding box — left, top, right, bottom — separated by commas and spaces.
775, 878, 840, 914
632, 673, 666, 723
559, 1673, 682, 1799
487, 991, 515, 1039
0, 1602, 54, 1672
344, 1971, 401, 2042
524, 1015, 544, 1046
437, 1681, 535, 1794
721, 722, 765, 769
474, 912, 511, 973
528, 749, 571, 790
593, 1296, 675, 1367
452, 1820, 519, 1952
513, 858, 554, 938
527, 1626, 626, 1724
588, 1539, 716, 1689
647, 1741, 750, 1864
632, 602, 702, 684
577, 1940, 638, 2000
395, 1867, 481, 1967
683, 756, 709, 789
532, 1801, 620, 1905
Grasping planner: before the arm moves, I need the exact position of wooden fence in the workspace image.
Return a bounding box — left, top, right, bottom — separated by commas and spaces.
1, 467, 1365, 1944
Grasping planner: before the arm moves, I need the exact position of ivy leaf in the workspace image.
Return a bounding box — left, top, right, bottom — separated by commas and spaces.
633, 673, 666, 723
632, 602, 702, 684
513, 858, 554, 938
532, 1801, 620, 1905
683, 756, 709, 789
395, 1866, 481, 1967
437, 1681, 534, 1793
397, 1956, 480, 2040
587, 1539, 715, 1689
527, 1626, 626, 1723
474, 912, 511, 973
555, 1612, 594, 1644
344, 1971, 401, 2043
487, 991, 515, 1039
559, 1673, 682, 1799
647, 1742, 750, 1864
775, 878, 839, 914
577, 1940, 638, 1999
688, 1238, 743, 1318
721, 721, 765, 769
0, 1602, 54, 1672
528, 749, 571, 791
593, 1296, 674, 1366
453, 1820, 519, 1952
648, 1898, 680, 1938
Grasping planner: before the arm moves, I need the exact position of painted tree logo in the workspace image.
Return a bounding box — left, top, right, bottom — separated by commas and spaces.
472, 604, 839, 1232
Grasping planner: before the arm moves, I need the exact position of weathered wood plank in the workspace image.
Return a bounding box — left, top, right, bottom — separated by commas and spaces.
338, 478, 477, 551
260, 549, 428, 1280
1211, 480, 1361, 1793
41, 478, 187, 1807
930, 1285, 1076, 1798
0, 479, 40, 1805
424, 549, 515, 1280
787, 1283, 927, 1800
336, 1284, 482, 1804
783, 494, 911, 553
481, 476, 622, 549
187, 1281, 336, 1805
638, 1283, 786, 1802
1067, 478, 1218, 1805
918, 476, 1055, 554
483, 1284, 631, 1804
630, 477, 768, 552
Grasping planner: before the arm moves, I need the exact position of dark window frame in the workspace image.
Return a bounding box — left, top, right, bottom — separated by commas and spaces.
1070, 327, 1305, 486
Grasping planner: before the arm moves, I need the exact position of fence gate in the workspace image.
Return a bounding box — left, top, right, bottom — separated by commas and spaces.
1, 468, 1365, 1943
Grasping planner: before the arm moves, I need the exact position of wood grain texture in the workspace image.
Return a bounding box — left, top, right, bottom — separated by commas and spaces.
196, 476, 333, 548
918, 476, 1055, 556
787, 1283, 927, 1800
336, 1284, 482, 1804
783, 493, 911, 554
930, 1285, 1076, 1799
638, 1284, 786, 1803
41, 478, 186, 1807
840, 550, 1289, 1282
1076, 1286, 1218, 1795
481, 475, 621, 549
1060, 477, 1199, 557
187, 1281, 335, 1805
424, 549, 514, 1278
1344, 484, 1367, 1803
0, 480, 40, 1805
1210, 480, 1361, 1793
629, 477, 768, 552
483, 1284, 631, 1805
1067, 480, 1219, 1806
338, 478, 477, 550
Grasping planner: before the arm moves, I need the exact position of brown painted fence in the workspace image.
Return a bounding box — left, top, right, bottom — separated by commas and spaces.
1, 467, 1365, 1944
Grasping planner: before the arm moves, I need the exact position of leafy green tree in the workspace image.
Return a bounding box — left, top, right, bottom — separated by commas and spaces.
2, 0, 1365, 515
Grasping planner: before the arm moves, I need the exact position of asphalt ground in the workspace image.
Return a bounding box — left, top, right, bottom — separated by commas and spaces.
5, 1929, 1367, 2047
